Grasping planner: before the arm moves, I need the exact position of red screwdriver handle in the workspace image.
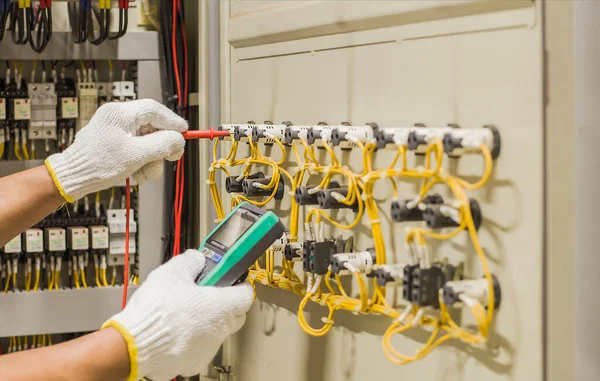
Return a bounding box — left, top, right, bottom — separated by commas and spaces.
181, 128, 230, 140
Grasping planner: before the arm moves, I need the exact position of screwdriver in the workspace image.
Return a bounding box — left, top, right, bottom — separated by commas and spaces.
181, 128, 230, 140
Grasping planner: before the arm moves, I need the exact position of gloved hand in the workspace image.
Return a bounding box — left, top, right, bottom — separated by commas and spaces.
103, 249, 254, 381
45, 99, 188, 202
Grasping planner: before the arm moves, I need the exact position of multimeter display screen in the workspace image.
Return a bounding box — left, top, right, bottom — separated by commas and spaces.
210, 208, 257, 249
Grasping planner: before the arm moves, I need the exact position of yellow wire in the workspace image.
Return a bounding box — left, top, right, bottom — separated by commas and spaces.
33, 270, 40, 291
108, 59, 113, 72
80, 270, 88, 288
14, 141, 23, 161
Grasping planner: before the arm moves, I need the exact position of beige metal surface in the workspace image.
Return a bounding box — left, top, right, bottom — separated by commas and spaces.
218, 1, 549, 380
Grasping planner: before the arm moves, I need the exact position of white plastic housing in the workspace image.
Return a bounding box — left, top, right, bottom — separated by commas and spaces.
444, 278, 490, 306
67, 227, 90, 251
4, 235, 22, 254
308, 125, 334, 146
218, 124, 237, 140
285, 125, 312, 145
45, 228, 66, 252
376, 127, 414, 150
444, 128, 496, 155
410, 127, 452, 153
378, 263, 406, 280
253, 124, 286, 143
107, 209, 137, 234
90, 226, 110, 250
271, 233, 288, 252
332, 250, 376, 275
331, 125, 374, 148
0, 98, 6, 120
25, 229, 44, 254
233, 124, 257, 142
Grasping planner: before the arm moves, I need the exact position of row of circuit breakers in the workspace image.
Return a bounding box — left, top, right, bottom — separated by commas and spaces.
0, 75, 135, 145
3, 209, 137, 270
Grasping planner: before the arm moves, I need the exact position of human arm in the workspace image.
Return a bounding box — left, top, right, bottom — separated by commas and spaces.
0, 99, 187, 247
0, 166, 64, 246
0, 328, 130, 381
0, 250, 254, 381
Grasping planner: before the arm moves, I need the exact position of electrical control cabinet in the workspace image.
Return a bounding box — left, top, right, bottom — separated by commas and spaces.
202, 1, 599, 381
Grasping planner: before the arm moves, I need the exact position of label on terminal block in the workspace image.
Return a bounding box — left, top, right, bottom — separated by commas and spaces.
91, 226, 109, 249
0, 98, 6, 120
4, 235, 22, 254
13, 99, 31, 120
61, 98, 79, 119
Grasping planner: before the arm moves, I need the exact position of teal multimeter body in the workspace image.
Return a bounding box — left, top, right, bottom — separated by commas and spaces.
196, 202, 285, 287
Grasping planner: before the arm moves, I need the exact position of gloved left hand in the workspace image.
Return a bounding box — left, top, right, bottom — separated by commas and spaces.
102, 250, 254, 381
45, 99, 188, 202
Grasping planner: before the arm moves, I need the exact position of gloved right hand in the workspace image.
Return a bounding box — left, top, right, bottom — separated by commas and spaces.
102, 250, 254, 381
45, 99, 188, 202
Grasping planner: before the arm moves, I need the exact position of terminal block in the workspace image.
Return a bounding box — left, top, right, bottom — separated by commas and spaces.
111, 81, 136, 102
217, 124, 240, 141
233, 123, 258, 142
3, 235, 22, 258
24, 229, 45, 257
407, 124, 456, 154
77, 82, 98, 132
226, 172, 264, 194
242, 177, 285, 200
45, 227, 67, 257
403, 263, 456, 308
390, 194, 444, 222
107, 209, 137, 265
307, 123, 333, 146
284, 242, 303, 262
67, 227, 90, 253
302, 240, 336, 275
294, 181, 340, 206
284, 125, 312, 145
27, 83, 57, 140
373, 264, 406, 286
373, 126, 414, 150
317, 187, 359, 211
90, 226, 110, 256
443, 275, 501, 309
330, 248, 376, 275
443, 125, 501, 159
422, 199, 482, 231
270, 232, 288, 252
252, 122, 288, 143
331, 123, 375, 149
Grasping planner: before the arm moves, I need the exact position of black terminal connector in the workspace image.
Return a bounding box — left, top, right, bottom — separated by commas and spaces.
316, 187, 359, 212
422, 199, 482, 231
403, 263, 456, 308
226, 172, 265, 194
294, 181, 340, 206
242, 177, 285, 200
373, 264, 405, 286
390, 194, 444, 222
307, 122, 331, 146
302, 240, 336, 275
406, 123, 428, 152
284, 243, 303, 262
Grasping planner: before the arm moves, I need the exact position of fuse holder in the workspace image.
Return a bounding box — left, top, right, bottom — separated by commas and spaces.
242, 177, 285, 200
422, 199, 482, 231
294, 181, 340, 206
390, 194, 444, 222
226, 172, 264, 194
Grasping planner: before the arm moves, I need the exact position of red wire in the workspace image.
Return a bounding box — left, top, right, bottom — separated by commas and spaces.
122, 178, 131, 310
172, 160, 181, 256
171, 0, 182, 111
178, 0, 188, 113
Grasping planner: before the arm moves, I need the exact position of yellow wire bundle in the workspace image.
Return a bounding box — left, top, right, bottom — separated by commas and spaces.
208, 132, 496, 365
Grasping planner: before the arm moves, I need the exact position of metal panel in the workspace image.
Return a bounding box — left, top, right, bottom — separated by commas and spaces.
218, 1, 548, 380
0, 32, 160, 61
0, 286, 138, 336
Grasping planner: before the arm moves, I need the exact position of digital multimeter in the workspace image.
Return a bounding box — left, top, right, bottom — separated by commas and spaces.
196, 202, 285, 287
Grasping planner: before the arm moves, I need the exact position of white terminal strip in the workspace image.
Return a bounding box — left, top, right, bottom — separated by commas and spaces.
307, 124, 334, 147
252, 124, 287, 143
331, 125, 375, 148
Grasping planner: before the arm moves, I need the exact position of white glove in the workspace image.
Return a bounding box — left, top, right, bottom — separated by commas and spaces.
102, 250, 254, 381
45, 99, 188, 202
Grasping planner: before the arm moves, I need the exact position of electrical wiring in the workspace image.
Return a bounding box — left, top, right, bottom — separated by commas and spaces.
108, 0, 129, 40
88, 0, 110, 45
0, 0, 10, 41
28, 0, 52, 53
9, 0, 30, 45
208, 123, 499, 363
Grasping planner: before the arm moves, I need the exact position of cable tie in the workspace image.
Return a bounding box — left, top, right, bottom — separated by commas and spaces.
205, 180, 216, 185
321, 317, 335, 325
368, 219, 380, 225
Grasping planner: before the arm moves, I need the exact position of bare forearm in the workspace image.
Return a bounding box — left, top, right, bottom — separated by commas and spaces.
0, 166, 64, 247
0, 328, 130, 381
